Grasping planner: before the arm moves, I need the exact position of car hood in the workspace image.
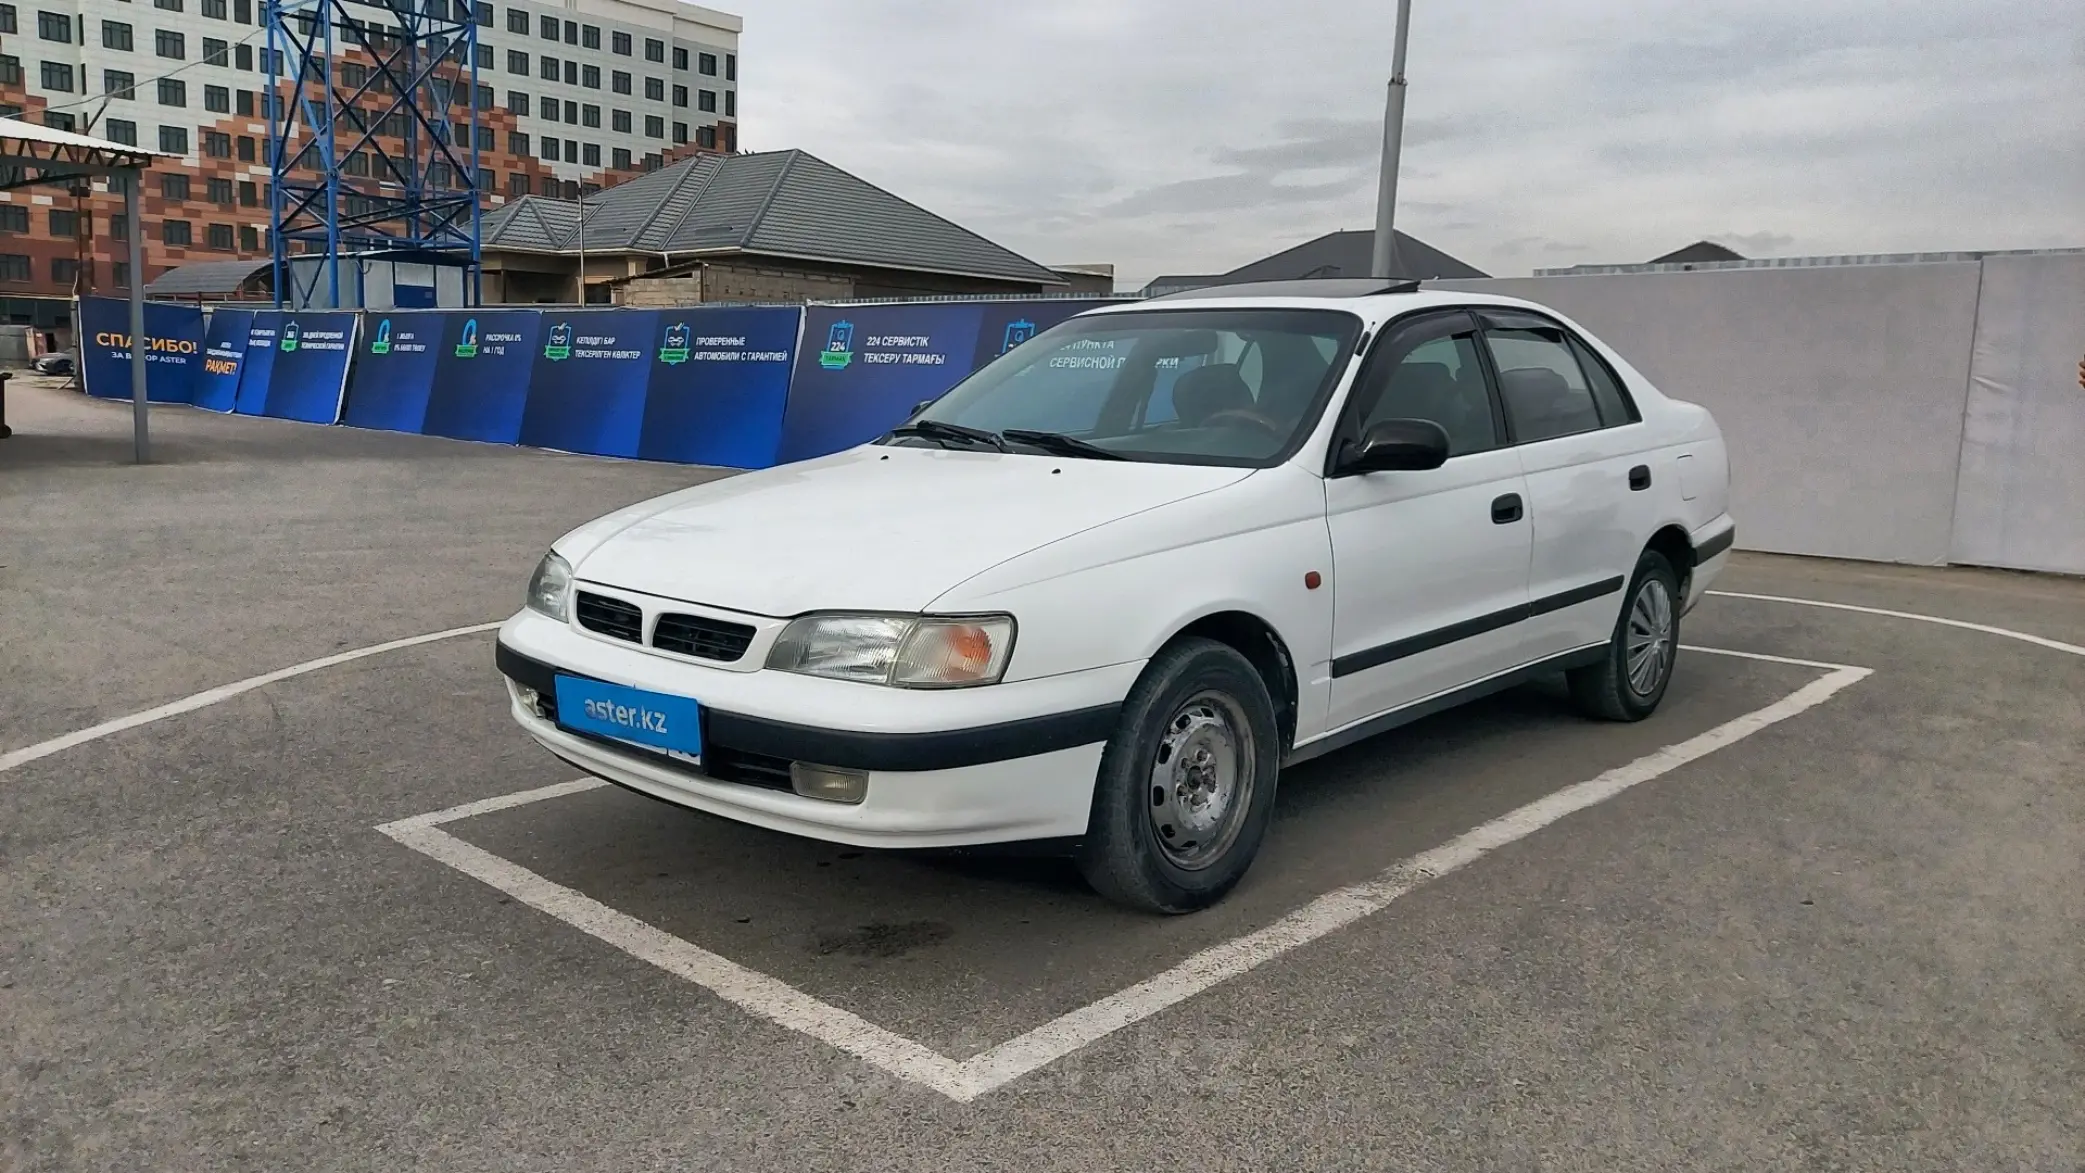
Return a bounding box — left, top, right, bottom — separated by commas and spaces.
567, 446, 1254, 615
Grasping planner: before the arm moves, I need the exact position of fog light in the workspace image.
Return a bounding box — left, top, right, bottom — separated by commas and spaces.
790, 762, 868, 805
513, 683, 543, 718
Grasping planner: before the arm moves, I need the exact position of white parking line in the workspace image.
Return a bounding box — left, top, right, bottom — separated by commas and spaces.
378, 646, 1873, 1102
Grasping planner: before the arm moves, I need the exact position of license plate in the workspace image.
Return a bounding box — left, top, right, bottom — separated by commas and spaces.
553, 675, 702, 758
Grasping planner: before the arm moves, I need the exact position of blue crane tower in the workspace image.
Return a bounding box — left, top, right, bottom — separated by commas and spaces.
264, 0, 483, 308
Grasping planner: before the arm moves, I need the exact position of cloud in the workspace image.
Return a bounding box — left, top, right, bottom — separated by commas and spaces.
731, 0, 2085, 286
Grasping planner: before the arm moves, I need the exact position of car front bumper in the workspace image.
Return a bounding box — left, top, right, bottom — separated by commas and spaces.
495, 609, 1140, 848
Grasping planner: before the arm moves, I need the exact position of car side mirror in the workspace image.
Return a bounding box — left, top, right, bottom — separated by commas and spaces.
1337, 418, 1450, 474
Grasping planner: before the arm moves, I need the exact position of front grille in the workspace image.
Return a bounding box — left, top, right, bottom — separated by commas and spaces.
575, 591, 643, 643
702, 744, 794, 791
653, 612, 756, 662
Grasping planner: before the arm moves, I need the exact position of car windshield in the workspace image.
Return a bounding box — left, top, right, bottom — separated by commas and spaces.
892, 308, 1364, 467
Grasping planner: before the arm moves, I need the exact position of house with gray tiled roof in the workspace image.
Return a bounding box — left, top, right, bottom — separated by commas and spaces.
480, 148, 1066, 304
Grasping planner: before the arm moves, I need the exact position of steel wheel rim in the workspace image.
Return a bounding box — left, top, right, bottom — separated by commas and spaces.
1147, 690, 1255, 870
1625, 577, 1674, 697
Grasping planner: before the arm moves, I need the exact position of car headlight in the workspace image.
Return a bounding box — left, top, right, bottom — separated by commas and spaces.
767, 614, 1015, 687
525, 551, 574, 621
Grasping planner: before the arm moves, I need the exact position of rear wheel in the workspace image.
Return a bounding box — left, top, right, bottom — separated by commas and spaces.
1077, 638, 1281, 914
1568, 550, 1681, 721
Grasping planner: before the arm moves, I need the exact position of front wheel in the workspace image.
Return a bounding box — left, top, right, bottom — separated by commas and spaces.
1568, 550, 1681, 721
1077, 638, 1282, 914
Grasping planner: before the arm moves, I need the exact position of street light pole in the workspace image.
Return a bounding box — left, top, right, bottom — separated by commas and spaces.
575, 191, 588, 304
1370, 0, 1415, 280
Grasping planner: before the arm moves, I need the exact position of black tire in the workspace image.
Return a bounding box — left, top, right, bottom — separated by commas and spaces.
1569, 550, 1682, 722
1077, 637, 1282, 914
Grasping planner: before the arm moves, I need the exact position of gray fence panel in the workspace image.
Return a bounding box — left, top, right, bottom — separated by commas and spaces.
1947, 253, 2085, 574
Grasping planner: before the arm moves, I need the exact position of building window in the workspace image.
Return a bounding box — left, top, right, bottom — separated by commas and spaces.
724, 89, 734, 117
507, 172, 528, 196
697, 88, 715, 113
205, 178, 234, 204
671, 83, 687, 108
236, 134, 255, 161
340, 149, 368, 176
478, 83, 495, 108
581, 23, 598, 49
506, 48, 527, 74
473, 0, 490, 26
538, 94, 556, 120
537, 14, 554, 39
612, 147, 630, 170
259, 47, 282, 74
52, 257, 78, 283
162, 219, 192, 245
112, 261, 131, 287
643, 114, 662, 138
158, 78, 185, 106
563, 98, 576, 122
201, 130, 231, 156
105, 117, 138, 145
642, 152, 661, 171
611, 30, 630, 56
562, 59, 575, 85
49, 208, 76, 236
234, 43, 252, 70
538, 54, 556, 81
110, 213, 128, 240
695, 124, 716, 150
505, 7, 524, 33
103, 68, 136, 98
102, 18, 132, 49
239, 225, 259, 250
201, 0, 225, 16
672, 121, 687, 144
672, 46, 687, 70
0, 254, 32, 282
473, 43, 491, 69
429, 162, 454, 188
154, 0, 181, 9
36, 9, 70, 41
644, 76, 663, 101
561, 18, 575, 44
40, 61, 73, 91
154, 29, 184, 58
160, 172, 189, 198
204, 84, 229, 112
339, 61, 366, 88
206, 223, 234, 250
159, 125, 188, 153
610, 70, 631, 95
507, 130, 529, 154
474, 124, 494, 150
699, 51, 717, 76
506, 89, 527, 113
581, 142, 598, 165
643, 37, 663, 62
0, 56, 18, 86
202, 36, 227, 64
238, 179, 257, 206
0, 206, 24, 233
0, 5, 13, 34
43, 109, 74, 130
611, 108, 630, 133
581, 64, 598, 89
540, 135, 557, 160
581, 103, 599, 128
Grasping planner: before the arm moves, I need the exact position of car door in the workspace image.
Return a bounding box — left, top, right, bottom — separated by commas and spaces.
1476, 309, 1652, 658
1323, 309, 1534, 733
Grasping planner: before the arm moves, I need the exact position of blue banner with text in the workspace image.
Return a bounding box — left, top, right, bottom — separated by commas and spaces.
78, 296, 204, 404
342, 311, 443, 433
192, 308, 253, 413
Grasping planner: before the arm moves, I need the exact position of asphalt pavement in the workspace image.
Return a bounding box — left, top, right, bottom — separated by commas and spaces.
4, 384, 2081, 1171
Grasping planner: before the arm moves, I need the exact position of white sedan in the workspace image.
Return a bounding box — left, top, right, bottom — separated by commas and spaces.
497, 280, 1735, 913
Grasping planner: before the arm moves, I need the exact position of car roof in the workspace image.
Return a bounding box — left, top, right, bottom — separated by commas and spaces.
1078, 281, 1562, 329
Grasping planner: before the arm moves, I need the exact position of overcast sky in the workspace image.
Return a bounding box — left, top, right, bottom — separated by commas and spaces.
731, 0, 2085, 288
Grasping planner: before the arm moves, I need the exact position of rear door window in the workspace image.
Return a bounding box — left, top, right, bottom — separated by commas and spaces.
1480, 318, 1604, 443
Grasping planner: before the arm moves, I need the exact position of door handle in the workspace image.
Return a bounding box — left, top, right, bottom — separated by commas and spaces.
1629, 464, 1651, 491
1491, 493, 1523, 524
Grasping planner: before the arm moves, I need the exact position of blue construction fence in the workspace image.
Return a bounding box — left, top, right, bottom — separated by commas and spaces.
76, 294, 1125, 468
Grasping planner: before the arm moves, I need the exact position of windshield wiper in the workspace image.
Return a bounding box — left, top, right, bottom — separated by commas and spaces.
888, 419, 1009, 452
1001, 429, 1130, 461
